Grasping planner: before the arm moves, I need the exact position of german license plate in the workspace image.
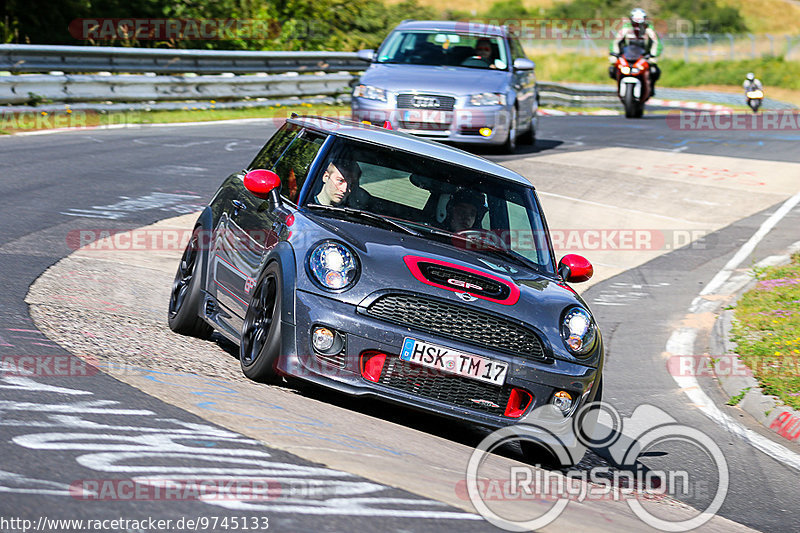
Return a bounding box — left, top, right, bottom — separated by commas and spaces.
402, 110, 448, 124
399, 338, 508, 385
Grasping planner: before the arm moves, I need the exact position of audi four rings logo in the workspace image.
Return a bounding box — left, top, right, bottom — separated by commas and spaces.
411, 96, 440, 108
447, 278, 484, 291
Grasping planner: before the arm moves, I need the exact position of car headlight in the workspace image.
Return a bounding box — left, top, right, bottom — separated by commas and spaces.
560, 307, 596, 356
469, 92, 506, 106
620, 66, 631, 75
353, 84, 387, 102
308, 241, 359, 290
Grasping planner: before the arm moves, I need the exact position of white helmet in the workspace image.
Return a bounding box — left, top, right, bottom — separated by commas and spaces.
630, 8, 648, 35
746, 72, 755, 81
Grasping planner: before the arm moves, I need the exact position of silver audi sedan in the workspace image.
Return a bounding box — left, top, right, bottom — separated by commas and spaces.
351, 20, 539, 153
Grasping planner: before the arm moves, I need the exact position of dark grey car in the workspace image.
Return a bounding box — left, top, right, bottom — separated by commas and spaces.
351, 20, 538, 153
167, 116, 601, 465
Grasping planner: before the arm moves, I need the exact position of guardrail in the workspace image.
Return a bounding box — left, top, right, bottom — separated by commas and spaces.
5, 44, 790, 110
0, 72, 356, 105
0, 44, 367, 74
537, 82, 619, 107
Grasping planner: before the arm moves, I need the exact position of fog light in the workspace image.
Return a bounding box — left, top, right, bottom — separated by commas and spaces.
552, 390, 574, 415
312, 327, 335, 352
479, 127, 493, 137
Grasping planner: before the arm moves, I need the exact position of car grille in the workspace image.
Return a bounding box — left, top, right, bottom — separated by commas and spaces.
397, 94, 456, 111
398, 121, 450, 131
314, 352, 346, 368
378, 357, 514, 416
365, 294, 549, 362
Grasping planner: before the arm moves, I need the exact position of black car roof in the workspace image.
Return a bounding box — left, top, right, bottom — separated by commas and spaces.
287, 115, 534, 188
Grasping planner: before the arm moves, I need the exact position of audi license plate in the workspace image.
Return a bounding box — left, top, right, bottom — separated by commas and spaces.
402, 110, 448, 124
400, 338, 508, 385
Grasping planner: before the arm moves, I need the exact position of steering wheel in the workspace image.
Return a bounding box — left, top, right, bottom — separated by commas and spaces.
454, 229, 509, 251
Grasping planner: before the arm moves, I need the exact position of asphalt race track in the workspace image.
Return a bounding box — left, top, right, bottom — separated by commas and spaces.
1, 112, 799, 532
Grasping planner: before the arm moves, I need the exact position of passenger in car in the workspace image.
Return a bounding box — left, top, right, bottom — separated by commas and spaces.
443, 190, 487, 232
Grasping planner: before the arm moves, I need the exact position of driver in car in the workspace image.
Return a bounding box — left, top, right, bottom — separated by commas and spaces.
314, 160, 362, 206
444, 189, 486, 232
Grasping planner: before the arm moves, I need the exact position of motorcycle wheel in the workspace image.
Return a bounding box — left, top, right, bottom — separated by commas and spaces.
623, 87, 636, 118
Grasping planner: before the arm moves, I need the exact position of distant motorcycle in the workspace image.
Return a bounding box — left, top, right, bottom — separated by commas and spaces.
746, 89, 763, 113
613, 42, 651, 119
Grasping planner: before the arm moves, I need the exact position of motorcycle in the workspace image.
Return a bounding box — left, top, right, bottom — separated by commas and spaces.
746, 88, 763, 113
613, 43, 651, 119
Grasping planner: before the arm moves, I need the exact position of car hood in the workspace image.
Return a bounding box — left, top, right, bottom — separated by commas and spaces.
291, 214, 589, 353
359, 64, 509, 96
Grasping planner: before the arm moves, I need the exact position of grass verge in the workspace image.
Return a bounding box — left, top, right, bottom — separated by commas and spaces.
531, 54, 800, 95
1, 103, 350, 135
730, 252, 800, 410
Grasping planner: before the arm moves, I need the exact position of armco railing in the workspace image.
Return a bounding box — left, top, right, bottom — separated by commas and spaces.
0, 72, 357, 105
0, 44, 366, 74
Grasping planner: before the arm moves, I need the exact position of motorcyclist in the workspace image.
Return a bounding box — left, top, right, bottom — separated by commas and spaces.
609, 8, 663, 95
743, 72, 763, 93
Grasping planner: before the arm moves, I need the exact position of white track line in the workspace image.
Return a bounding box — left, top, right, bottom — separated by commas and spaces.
699, 190, 800, 297
667, 191, 800, 471
537, 190, 705, 224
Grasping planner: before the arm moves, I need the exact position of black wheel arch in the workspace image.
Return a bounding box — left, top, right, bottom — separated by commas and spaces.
259, 242, 297, 327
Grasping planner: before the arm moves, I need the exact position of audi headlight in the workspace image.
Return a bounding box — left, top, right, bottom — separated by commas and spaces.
353, 84, 387, 102
308, 242, 359, 290
560, 307, 596, 356
620, 66, 631, 75
469, 92, 506, 106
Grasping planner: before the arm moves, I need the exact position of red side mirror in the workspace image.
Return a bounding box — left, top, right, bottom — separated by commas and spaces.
558, 254, 593, 283
243, 169, 281, 199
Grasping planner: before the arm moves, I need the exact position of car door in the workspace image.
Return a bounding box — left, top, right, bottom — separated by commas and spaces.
212, 126, 328, 334
509, 37, 537, 124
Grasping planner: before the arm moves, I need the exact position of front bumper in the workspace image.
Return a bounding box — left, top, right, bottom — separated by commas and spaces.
352, 98, 511, 145
276, 288, 601, 430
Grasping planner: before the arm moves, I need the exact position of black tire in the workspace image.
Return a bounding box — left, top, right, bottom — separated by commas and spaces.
623, 87, 636, 119
240, 262, 283, 382
168, 227, 213, 339
520, 379, 603, 468
501, 106, 517, 154
634, 101, 644, 118
518, 110, 536, 145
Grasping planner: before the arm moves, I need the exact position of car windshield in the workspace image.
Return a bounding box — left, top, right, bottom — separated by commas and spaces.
303, 137, 554, 274
376, 31, 509, 70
